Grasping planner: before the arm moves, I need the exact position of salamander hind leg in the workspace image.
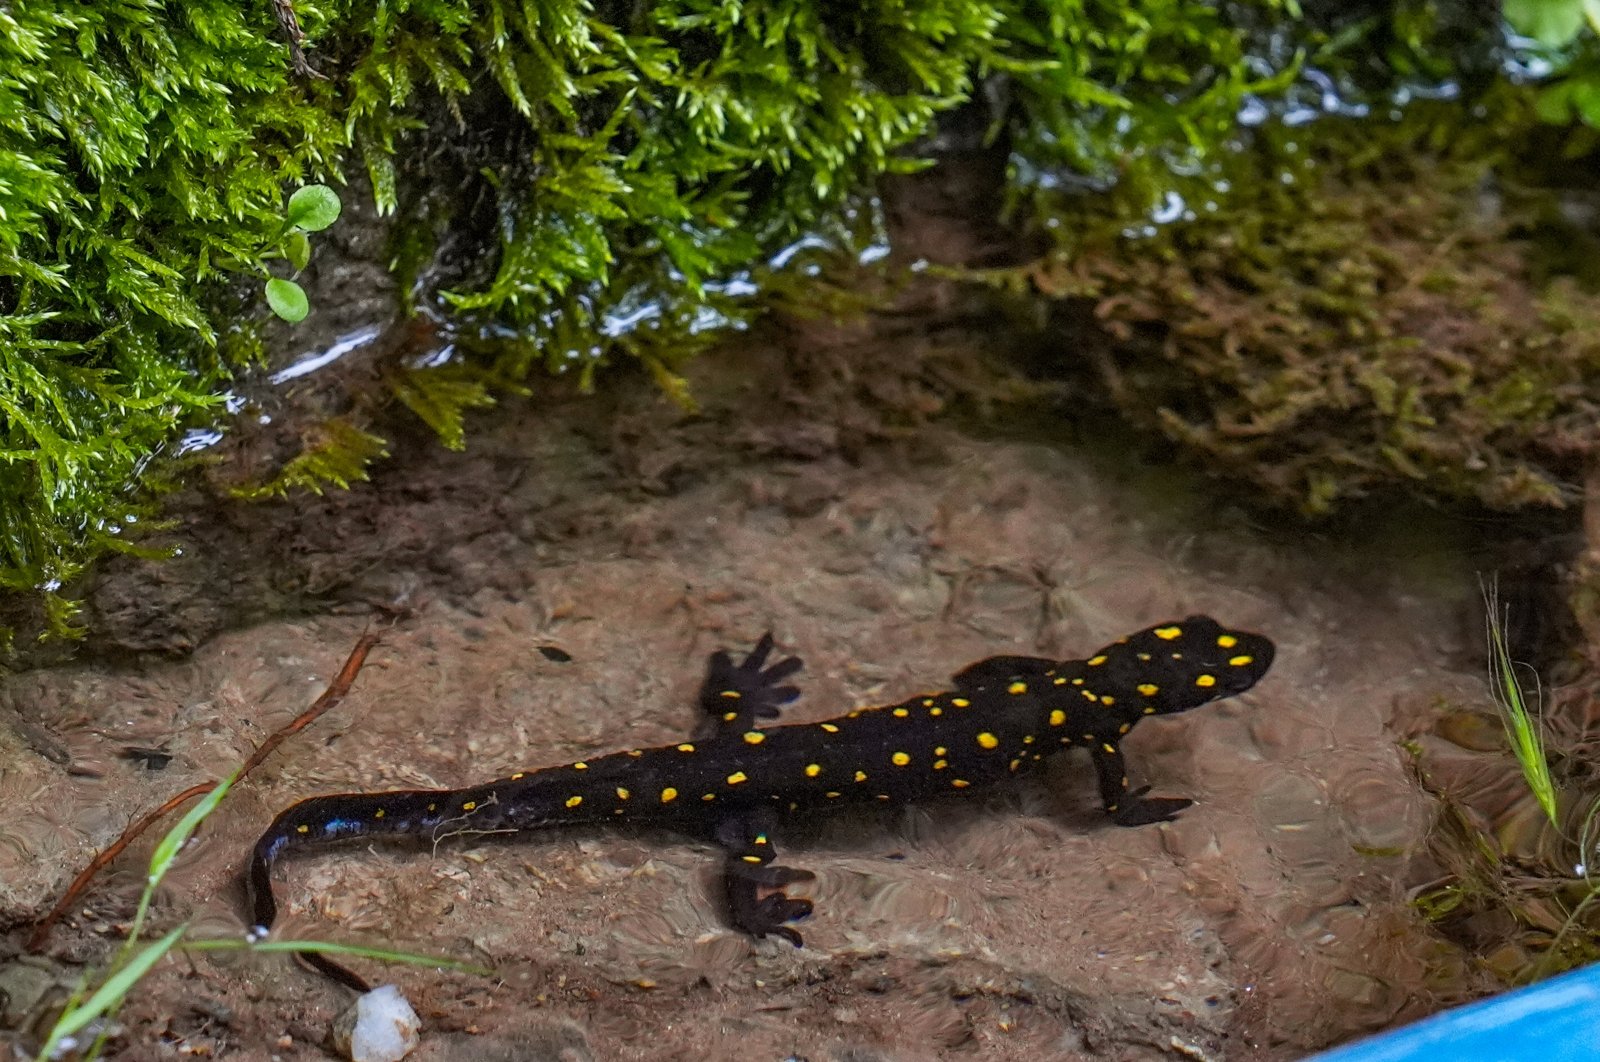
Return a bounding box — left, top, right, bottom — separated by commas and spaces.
699, 632, 804, 733
715, 809, 814, 946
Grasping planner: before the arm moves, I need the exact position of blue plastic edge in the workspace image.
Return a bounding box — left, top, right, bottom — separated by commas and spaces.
1306, 963, 1600, 1062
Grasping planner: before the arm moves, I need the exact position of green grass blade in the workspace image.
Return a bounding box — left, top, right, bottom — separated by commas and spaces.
120, 769, 241, 960
1483, 580, 1558, 827
35, 922, 189, 1060
183, 936, 494, 978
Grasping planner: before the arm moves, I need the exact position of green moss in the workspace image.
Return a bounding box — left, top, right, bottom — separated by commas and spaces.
4, 0, 1316, 629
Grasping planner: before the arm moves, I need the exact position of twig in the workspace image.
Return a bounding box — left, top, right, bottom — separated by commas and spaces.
27, 630, 382, 951
271, 0, 327, 80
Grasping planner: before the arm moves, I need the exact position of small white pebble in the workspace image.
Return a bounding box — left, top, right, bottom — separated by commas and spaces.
331, 984, 420, 1062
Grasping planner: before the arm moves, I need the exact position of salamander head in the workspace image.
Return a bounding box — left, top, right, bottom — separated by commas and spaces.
1077, 615, 1275, 721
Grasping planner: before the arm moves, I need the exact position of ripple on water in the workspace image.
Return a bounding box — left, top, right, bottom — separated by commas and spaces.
1253, 770, 1334, 865
1331, 768, 1422, 856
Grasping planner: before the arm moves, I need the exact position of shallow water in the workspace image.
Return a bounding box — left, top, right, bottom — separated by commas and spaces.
0, 317, 1511, 1059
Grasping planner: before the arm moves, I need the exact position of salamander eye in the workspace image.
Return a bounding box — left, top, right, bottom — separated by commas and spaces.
1073, 615, 1274, 715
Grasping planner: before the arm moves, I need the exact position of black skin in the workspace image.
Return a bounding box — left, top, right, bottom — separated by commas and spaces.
247, 616, 1274, 990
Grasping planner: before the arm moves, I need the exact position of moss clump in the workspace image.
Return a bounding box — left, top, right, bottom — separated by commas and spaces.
2, 0, 1306, 631
1021, 102, 1600, 515
0, 4, 347, 625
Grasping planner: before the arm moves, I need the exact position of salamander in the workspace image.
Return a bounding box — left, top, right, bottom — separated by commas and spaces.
247, 616, 1274, 989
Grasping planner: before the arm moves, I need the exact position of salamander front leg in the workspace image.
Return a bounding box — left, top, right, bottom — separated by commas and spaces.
699, 632, 804, 733
1089, 742, 1193, 827
715, 809, 814, 946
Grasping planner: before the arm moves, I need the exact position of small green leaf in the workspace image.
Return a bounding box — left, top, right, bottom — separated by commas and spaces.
286, 184, 342, 232
1505, 0, 1588, 46
284, 231, 312, 272
265, 278, 309, 322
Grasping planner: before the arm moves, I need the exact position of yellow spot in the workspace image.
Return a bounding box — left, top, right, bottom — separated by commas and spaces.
1119, 723, 1131, 734
922, 698, 935, 707
893, 707, 909, 718
805, 763, 822, 777
743, 731, 765, 745
296, 824, 309, 834
854, 770, 867, 782
574, 762, 588, 770
1072, 677, 1085, 686
617, 787, 630, 799
952, 698, 970, 708
930, 707, 943, 716
754, 834, 768, 845
1100, 695, 1116, 706
702, 793, 716, 801
1101, 743, 1116, 754
1155, 626, 1182, 640
1053, 677, 1067, 685
1137, 653, 1151, 661
721, 690, 741, 699
1144, 706, 1157, 715
934, 759, 949, 770
1081, 690, 1097, 702
892, 751, 911, 766
1229, 655, 1254, 667
826, 791, 842, 798
951, 779, 970, 788
677, 743, 696, 752
427, 803, 437, 812
977, 732, 999, 749
1196, 674, 1217, 688
1007, 681, 1027, 695
510, 773, 525, 780
1217, 634, 1238, 648
847, 710, 862, 718
661, 788, 678, 803
1023, 735, 1035, 744
1009, 759, 1021, 771
1087, 655, 1108, 666
374, 809, 385, 819
723, 712, 738, 722
935, 746, 947, 756
1137, 683, 1159, 696
1049, 710, 1066, 726
463, 801, 477, 811
727, 771, 748, 785
820, 723, 840, 733
626, 749, 643, 758
566, 796, 583, 808
742, 855, 763, 864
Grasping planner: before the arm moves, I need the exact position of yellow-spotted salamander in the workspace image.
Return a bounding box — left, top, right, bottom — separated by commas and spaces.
248, 616, 1273, 988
